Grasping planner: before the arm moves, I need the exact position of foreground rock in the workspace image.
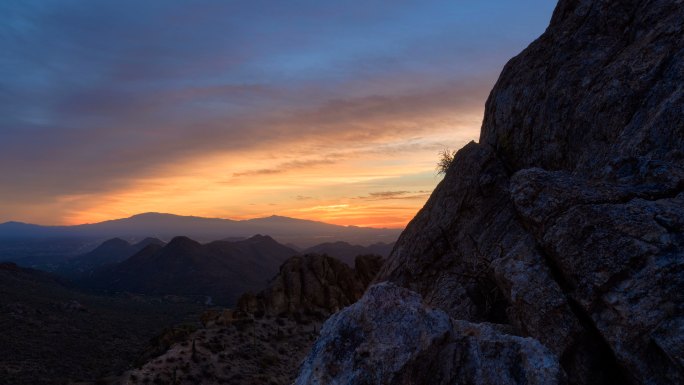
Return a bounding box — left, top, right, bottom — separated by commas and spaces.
298, 1, 684, 384
296, 283, 565, 385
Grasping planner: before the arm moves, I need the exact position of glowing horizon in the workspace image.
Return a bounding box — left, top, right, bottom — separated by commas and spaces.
0, 1, 556, 228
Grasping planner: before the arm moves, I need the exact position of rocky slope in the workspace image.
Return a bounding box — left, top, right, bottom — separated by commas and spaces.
296, 1, 684, 384
123, 254, 383, 385
236, 254, 384, 319
0, 262, 203, 385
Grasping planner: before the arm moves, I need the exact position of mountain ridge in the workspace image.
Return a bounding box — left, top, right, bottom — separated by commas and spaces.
0, 212, 401, 248
80, 234, 299, 305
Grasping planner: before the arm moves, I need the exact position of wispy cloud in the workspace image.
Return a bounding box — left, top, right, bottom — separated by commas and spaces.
232, 158, 338, 177
355, 191, 432, 201
0, 0, 556, 226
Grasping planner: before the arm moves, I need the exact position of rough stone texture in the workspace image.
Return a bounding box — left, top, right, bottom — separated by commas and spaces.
236, 254, 383, 319
295, 283, 565, 385
122, 317, 321, 385
299, 1, 684, 384
510, 169, 684, 384
480, 0, 684, 175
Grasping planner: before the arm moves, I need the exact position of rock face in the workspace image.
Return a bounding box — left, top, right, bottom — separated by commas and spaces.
237, 254, 383, 319
296, 283, 565, 385
296, 1, 684, 384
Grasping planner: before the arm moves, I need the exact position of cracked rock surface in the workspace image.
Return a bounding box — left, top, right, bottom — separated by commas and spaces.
296, 1, 684, 384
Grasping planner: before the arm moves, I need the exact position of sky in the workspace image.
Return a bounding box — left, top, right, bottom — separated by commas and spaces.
0, 0, 556, 228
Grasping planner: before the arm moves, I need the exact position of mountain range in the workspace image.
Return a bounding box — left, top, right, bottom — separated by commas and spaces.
78, 234, 299, 305
0, 213, 400, 269
1, 212, 399, 245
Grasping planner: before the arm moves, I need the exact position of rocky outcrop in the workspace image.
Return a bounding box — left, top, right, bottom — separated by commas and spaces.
124, 253, 383, 385
237, 254, 383, 319
296, 1, 684, 384
296, 283, 565, 385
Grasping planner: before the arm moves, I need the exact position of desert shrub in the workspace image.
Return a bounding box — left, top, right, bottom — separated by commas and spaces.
436, 148, 457, 175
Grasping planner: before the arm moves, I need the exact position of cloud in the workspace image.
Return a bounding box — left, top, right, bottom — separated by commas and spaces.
0, 0, 556, 224
299, 204, 350, 212
232, 158, 338, 177
355, 191, 431, 201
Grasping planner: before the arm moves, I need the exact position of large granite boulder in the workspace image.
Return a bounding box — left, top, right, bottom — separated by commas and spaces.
295, 283, 565, 385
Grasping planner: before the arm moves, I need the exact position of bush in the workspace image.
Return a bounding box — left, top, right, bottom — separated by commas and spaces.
436, 148, 457, 175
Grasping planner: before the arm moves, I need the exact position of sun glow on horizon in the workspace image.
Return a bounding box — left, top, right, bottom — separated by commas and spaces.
48, 117, 481, 229
0, 1, 556, 228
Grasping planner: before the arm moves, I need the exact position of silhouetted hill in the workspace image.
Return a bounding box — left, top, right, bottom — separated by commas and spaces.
303, 241, 394, 265
83, 235, 298, 305
57, 237, 166, 276
0, 212, 401, 248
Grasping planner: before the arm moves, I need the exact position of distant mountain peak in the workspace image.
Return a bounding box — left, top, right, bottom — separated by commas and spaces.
166, 236, 202, 249
0, 212, 402, 248
128, 212, 180, 220
134, 237, 165, 247
85, 234, 298, 305
100, 238, 130, 247
247, 234, 274, 241
1, 221, 27, 225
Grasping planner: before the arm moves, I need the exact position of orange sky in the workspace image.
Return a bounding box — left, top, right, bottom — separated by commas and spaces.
1, 1, 554, 228
59, 109, 483, 228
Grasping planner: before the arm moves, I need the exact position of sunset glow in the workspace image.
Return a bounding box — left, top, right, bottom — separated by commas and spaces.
0, 0, 556, 228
